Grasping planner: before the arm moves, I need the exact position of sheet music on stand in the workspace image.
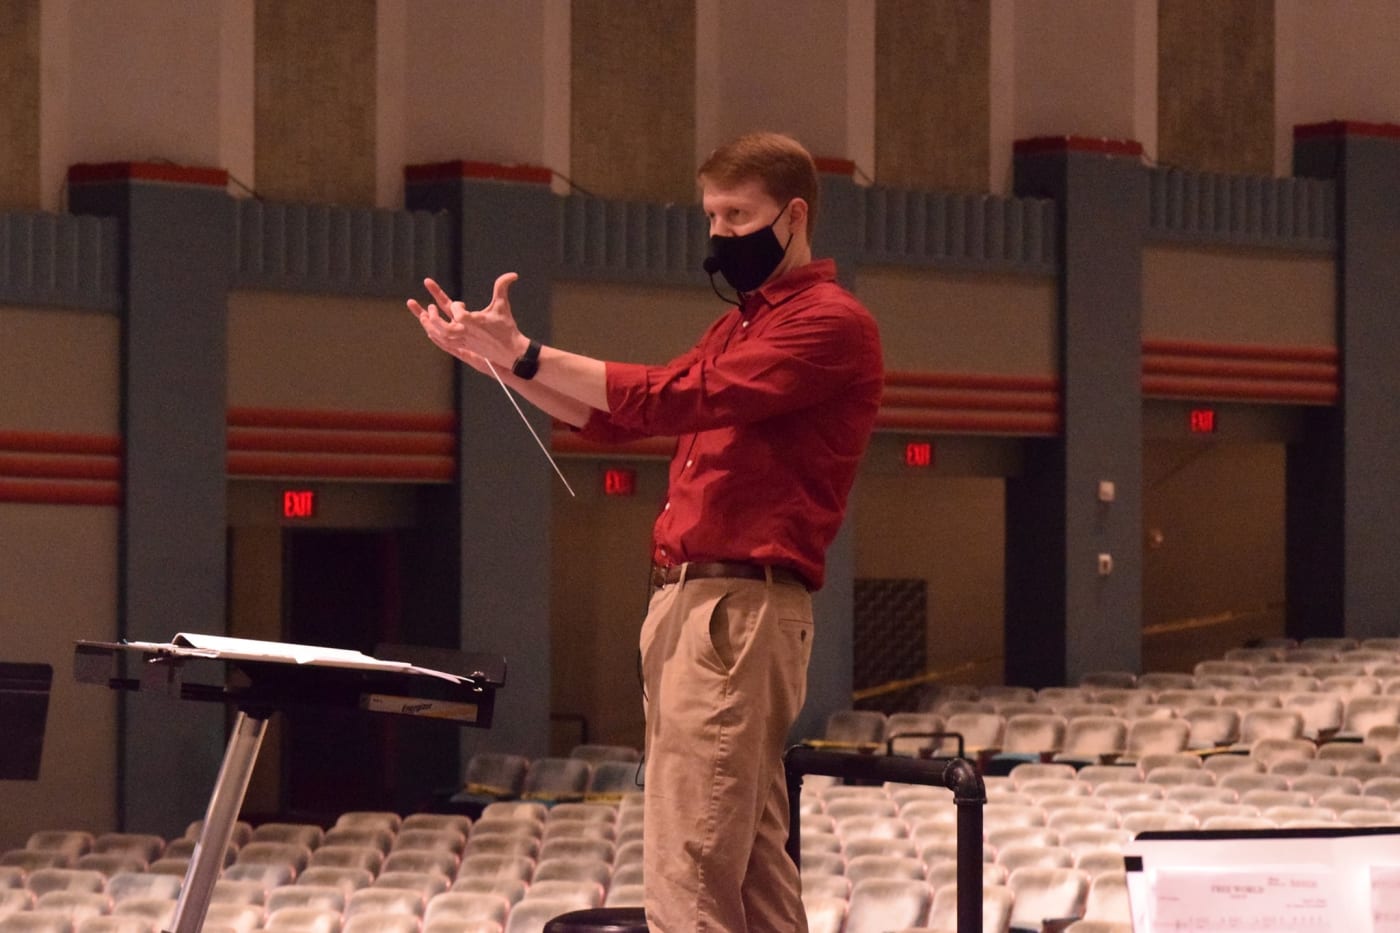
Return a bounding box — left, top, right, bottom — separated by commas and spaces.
117, 632, 476, 683
73, 633, 506, 933
1125, 826, 1400, 933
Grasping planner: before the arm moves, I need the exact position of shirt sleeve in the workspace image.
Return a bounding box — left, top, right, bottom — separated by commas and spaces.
602, 298, 879, 436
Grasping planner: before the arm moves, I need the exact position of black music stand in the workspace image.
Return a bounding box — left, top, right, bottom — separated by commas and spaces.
74, 635, 506, 933
0, 662, 53, 781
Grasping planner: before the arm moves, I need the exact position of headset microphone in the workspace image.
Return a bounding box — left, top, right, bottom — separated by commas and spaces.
702, 255, 721, 275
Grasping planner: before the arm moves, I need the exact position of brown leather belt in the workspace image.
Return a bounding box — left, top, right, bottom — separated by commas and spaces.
651, 561, 811, 591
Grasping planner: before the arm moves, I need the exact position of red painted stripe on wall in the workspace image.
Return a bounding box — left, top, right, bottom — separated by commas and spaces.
0, 480, 121, 507
228, 427, 455, 457
0, 431, 123, 506
1142, 339, 1337, 364
226, 452, 455, 481
228, 408, 455, 433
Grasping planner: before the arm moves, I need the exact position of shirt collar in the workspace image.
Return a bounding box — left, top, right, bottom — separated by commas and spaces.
741, 259, 837, 315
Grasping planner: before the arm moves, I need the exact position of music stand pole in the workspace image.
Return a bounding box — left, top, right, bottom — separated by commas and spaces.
167, 709, 270, 933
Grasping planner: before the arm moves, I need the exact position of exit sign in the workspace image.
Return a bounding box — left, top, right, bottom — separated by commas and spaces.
904, 441, 934, 468
603, 467, 636, 497
1189, 408, 1217, 434
282, 489, 316, 519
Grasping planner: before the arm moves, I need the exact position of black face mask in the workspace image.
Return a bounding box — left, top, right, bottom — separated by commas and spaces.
703, 201, 793, 296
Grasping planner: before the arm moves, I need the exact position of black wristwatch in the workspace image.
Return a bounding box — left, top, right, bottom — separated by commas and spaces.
511, 339, 542, 380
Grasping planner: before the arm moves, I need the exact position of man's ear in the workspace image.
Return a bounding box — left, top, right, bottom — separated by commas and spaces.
788, 198, 810, 238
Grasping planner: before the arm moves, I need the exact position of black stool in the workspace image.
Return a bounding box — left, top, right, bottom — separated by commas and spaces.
543, 907, 649, 932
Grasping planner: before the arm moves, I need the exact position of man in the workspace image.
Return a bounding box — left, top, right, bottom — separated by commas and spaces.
409, 132, 882, 931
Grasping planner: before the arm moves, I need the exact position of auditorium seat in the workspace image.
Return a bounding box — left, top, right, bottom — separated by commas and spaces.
1338, 696, 1400, 739
843, 879, 932, 933
845, 837, 919, 862
332, 812, 402, 835
220, 862, 297, 890
462, 836, 539, 862
2, 854, 72, 873
208, 879, 267, 906
1062, 922, 1131, 933
519, 758, 592, 805
1291, 773, 1362, 799
1118, 811, 1199, 834
321, 829, 394, 856
1005, 866, 1089, 933
531, 857, 610, 888
379, 850, 456, 878
987, 714, 1067, 772
1136, 673, 1195, 692
1321, 675, 1380, 698
401, 815, 471, 837
1143, 767, 1214, 788
800, 895, 846, 933
845, 855, 927, 886
163, 837, 235, 867
997, 844, 1073, 874
518, 879, 602, 909
799, 832, 844, 858
371, 871, 448, 899
1081, 871, 1131, 925
344, 887, 425, 918
535, 838, 613, 866
885, 712, 946, 757
584, 761, 641, 803
1080, 672, 1137, 690
925, 859, 1009, 891
800, 851, 840, 874
942, 712, 1006, 757
30, 893, 106, 923
24, 871, 104, 898
1053, 718, 1127, 766
607, 862, 643, 888
0, 891, 33, 919
449, 877, 525, 905
1194, 660, 1252, 679
295, 868, 374, 895
1122, 719, 1189, 761
107, 897, 176, 929
925, 883, 1015, 933
23, 838, 92, 864
339, 912, 421, 933
265, 885, 347, 915
1362, 776, 1400, 804
261, 906, 341, 933
825, 797, 899, 821
306, 846, 382, 875
251, 824, 325, 851
811, 709, 888, 752
0, 911, 75, 933
1200, 815, 1276, 830
201, 901, 264, 933
1057, 830, 1130, 859
456, 753, 532, 807
986, 826, 1059, 852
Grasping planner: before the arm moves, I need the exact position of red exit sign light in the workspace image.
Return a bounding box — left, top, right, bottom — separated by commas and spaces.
282, 489, 316, 519
904, 441, 934, 468
603, 468, 636, 497
1189, 408, 1217, 434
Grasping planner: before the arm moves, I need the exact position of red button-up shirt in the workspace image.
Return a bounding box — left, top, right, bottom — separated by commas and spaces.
577, 259, 882, 590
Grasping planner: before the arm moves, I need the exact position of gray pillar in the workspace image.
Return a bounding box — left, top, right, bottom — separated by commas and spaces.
788, 170, 864, 739
1292, 122, 1400, 640
68, 163, 232, 836
1007, 139, 1146, 686
406, 164, 557, 758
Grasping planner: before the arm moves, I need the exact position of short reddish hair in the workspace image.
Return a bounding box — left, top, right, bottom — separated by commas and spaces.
698, 132, 820, 236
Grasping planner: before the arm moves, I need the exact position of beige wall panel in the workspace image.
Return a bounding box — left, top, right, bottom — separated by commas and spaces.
854, 473, 1005, 682
551, 281, 725, 365
227, 292, 454, 412
0, 505, 118, 851
1158, 0, 1273, 175
856, 267, 1058, 375
0, 307, 119, 433
1142, 245, 1335, 347
571, 0, 696, 202
876, 0, 990, 192
1142, 441, 1285, 657
550, 458, 668, 752
255, 0, 377, 205
0, 0, 40, 210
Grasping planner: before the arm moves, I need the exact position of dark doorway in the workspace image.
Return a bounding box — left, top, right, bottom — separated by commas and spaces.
281, 529, 401, 821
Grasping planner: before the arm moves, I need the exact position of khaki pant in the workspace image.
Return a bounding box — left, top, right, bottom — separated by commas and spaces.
639, 567, 814, 933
